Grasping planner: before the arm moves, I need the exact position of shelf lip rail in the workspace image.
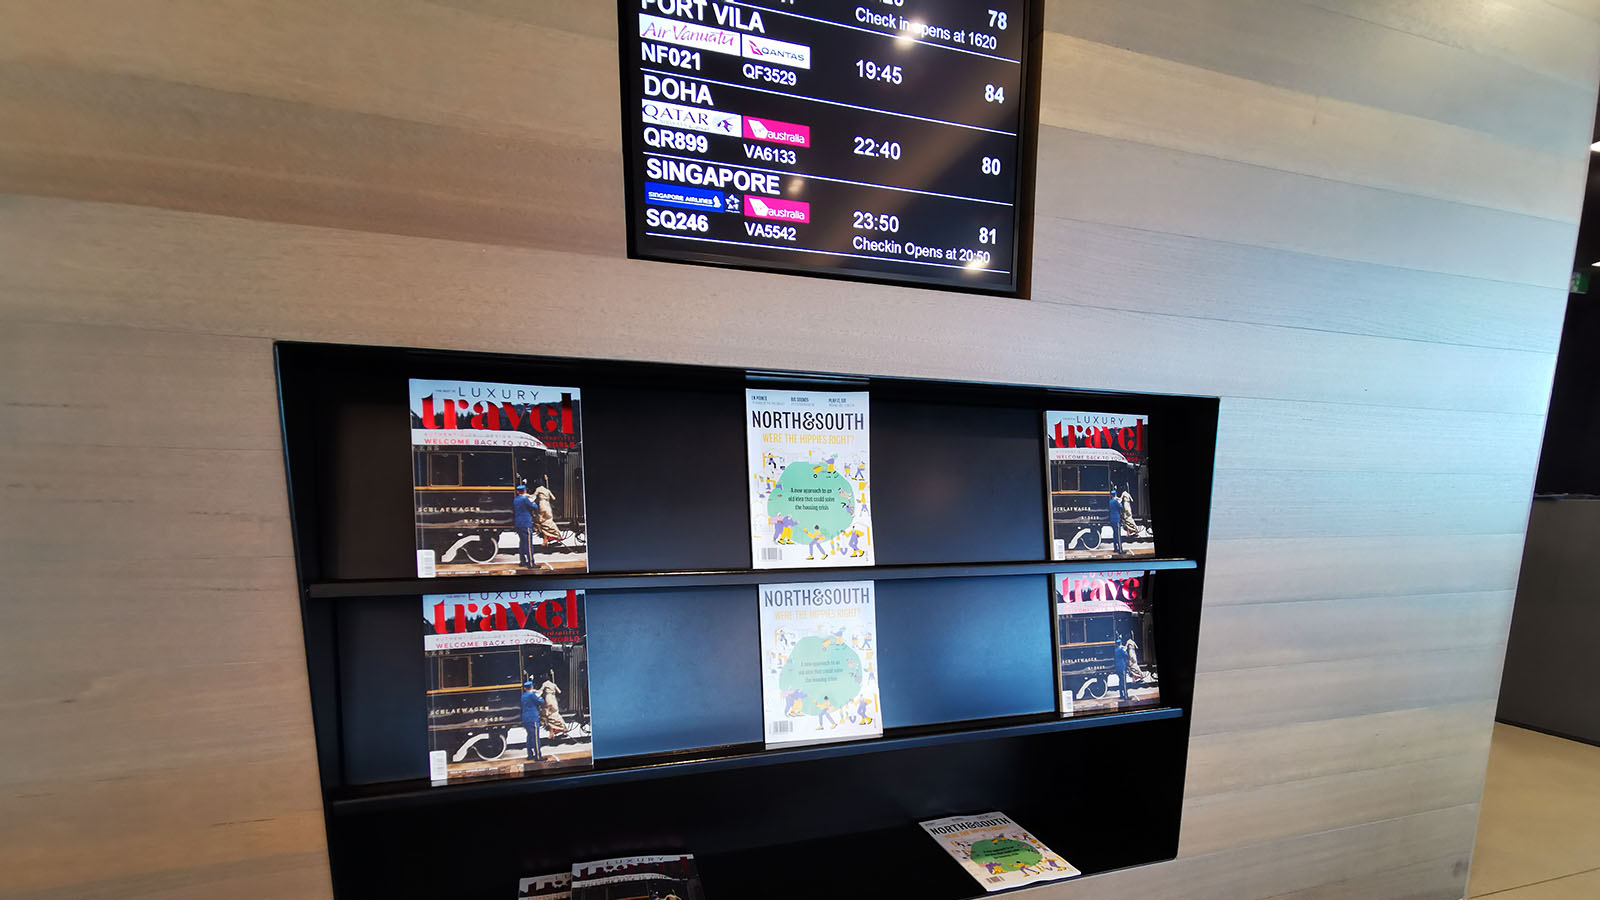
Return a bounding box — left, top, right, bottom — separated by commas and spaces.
328, 705, 1184, 815
308, 558, 1199, 598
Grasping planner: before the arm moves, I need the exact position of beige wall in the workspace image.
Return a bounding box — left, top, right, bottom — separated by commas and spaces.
2, 1, 1595, 897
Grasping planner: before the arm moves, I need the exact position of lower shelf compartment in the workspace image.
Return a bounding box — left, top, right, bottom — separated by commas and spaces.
330, 706, 1183, 814
700, 817, 1169, 900
324, 712, 1190, 899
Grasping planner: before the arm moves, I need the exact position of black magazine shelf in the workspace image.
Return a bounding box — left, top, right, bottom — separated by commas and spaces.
277, 342, 1218, 900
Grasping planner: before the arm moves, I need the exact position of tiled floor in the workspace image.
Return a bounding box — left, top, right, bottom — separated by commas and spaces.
1467, 724, 1600, 899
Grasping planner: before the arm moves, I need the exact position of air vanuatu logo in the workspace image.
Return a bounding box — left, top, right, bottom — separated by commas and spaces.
642, 99, 740, 136
639, 13, 741, 55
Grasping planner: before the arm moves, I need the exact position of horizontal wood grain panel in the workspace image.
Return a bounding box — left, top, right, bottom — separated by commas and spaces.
0, 60, 1579, 295
1179, 752, 1489, 856
1207, 469, 1536, 540
0, 62, 623, 256
1195, 591, 1514, 673
1185, 700, 1497, 797
0, 321, 1553, 474
1297, 0, 1600, 87
1189, 644, 1506, 735
0, 850, 332, 900
1, 557, 303, 688
1027, 804, 1479, 899
1214, 398, 1547, 475
0, 323, 280, 450
1038, 31, 1585, 222
1548, 0, 1600, 23
0, 0, 619, 147
0, 659, 315, 789
0, 198, 1562, 415
1261, 853, 1469, 900
426, 0, 617, 39
0, 761, 324, 893
1201, 534, 1528, 606
1034, 128, 1579, 289
1026, 217, 1566, 352
0, 443, 292, 564
1043, 0, 1595, 153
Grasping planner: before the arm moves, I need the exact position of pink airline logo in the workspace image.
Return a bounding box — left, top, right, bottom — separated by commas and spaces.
744, 196, 811, 224
743, 116, 810, 148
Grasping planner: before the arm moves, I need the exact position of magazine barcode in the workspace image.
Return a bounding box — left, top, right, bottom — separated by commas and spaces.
759, 548, 784, 562
985, 875, 1007, 885
770, 719, 793, 735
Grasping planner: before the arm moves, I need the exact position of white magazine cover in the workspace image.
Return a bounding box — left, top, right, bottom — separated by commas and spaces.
758, 580, 881, 747
746, 389, 873, 569
920, 811, 1080, 892
516, 871, 572, 899
571, 855, 701, 900
1043, 410, 1154, 560
409, 379, 587, 577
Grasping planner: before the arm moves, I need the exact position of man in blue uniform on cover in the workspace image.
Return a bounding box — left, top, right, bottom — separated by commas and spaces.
514, 482, 539, 568
1108, 484, 1124, 554
521, 678, 544, 763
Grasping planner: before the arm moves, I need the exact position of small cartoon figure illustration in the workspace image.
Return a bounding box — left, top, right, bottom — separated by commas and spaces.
844, 526, 867, 557
804, 525, 829, 560
816, 695, 837, 729
854, 694, 876, 726
782, 688, 807, 717
821, 625, 847, 647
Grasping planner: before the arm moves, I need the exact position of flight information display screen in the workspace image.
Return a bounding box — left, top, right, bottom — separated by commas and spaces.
619, 0, 1035, 294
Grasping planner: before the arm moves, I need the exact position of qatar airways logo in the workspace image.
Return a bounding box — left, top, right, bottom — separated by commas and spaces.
745, 196, 810, 223
742, 34, 811, 69
642, 98, 740, 135
743, 116, 810, 147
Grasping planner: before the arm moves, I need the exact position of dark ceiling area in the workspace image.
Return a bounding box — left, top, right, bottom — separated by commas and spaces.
1534, 93, 1600, 495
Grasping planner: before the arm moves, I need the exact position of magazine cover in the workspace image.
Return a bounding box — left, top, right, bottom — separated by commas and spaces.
410, 379, 587, 577
1052, 571, 1159, 715
1044, 411, 1154, 560
423, 591, 592, 783
571, 855, 704, 900
919, 811, 1080, 892
746, 389, 873, 569
758, 581, 881, 747
517, 872, 572, 900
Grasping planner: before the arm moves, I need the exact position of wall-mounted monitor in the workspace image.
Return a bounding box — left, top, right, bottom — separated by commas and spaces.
619, 0, 1038, 295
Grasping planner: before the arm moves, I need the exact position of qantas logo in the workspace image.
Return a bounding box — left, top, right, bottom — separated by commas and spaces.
742, 34, 811, 69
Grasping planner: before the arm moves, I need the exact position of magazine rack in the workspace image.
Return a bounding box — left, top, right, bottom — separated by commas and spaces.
276, 342, 1218, 899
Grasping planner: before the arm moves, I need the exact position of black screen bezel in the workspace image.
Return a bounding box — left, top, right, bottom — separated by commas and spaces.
615, 0, 1044, 298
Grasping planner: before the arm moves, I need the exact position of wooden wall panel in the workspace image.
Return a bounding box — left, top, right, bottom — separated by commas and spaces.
1295, 0, 1600, 88
0, 200, 1563, 415
1044, 0, 1597, 151
1037, 31, 1586, 221
0, 1, 1592, 899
